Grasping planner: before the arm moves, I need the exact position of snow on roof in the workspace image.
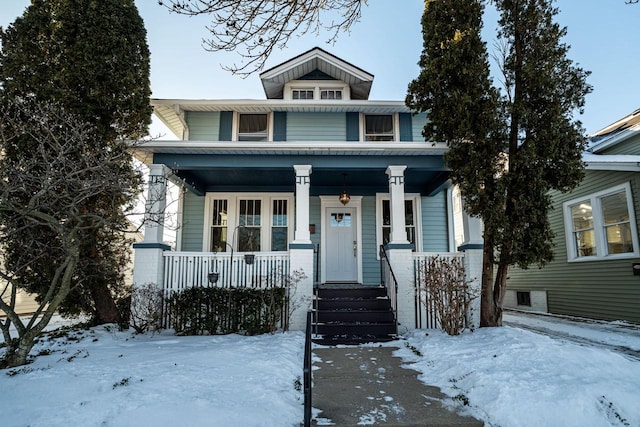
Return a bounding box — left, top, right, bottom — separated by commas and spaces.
587, 108, 640, 153
583, 152, 640, 171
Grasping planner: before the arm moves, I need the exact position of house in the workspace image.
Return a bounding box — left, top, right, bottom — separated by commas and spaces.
132, 48, 483, 335
506, 109, 640, 324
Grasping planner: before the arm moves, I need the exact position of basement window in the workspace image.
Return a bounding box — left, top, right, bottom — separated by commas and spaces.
516, 291, 531, 307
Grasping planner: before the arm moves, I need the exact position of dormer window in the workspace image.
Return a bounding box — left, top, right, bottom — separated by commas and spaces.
238, 113, 268, 141
321, 89, 342, 100
292, 89, 314, 100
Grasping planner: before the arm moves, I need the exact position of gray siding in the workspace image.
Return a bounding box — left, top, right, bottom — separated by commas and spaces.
421, 192, 450, 252
180, 191, 205, 251
287, 112, 346, 141
412, 112, 428, 143
508, 170, 640, 323
362, 196, 380, 285
186, 111, 220, 141
599, 133, 640, 155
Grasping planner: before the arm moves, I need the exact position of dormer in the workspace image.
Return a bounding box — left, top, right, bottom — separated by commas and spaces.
259, 47, 374, 100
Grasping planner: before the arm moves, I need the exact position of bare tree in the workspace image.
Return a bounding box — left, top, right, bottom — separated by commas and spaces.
158, 0, 366, 75
0, 99, 143, 368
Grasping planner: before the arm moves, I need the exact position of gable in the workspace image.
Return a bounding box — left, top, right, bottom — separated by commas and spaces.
259, 47, 374, 100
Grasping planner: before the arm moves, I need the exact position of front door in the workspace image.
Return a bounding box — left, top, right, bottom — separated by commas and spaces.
325, 207, 358, 282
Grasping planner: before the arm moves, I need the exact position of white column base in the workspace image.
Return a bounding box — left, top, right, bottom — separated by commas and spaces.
462, 247, 482, 330
288, 246, 315, 331
385, 247, 415, 334
133, 243, 169, 290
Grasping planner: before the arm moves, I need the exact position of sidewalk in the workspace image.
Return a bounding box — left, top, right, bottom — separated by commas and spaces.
312, 346, 483, 426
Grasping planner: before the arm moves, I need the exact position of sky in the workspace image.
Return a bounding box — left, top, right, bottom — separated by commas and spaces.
0, 0, 638, 136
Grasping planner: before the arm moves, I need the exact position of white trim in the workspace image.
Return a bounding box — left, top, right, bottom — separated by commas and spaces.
446, 187, 456, 252
284, 80, 349, 101
562, 182, 639, 262
203, 192, 294, 252
375, 193, 422, 259
319, 195, 363, 284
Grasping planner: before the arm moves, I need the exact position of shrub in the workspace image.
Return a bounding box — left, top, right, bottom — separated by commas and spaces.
165, 286, 286, 336
417, 256, 477, 335
129, 283, 164, 334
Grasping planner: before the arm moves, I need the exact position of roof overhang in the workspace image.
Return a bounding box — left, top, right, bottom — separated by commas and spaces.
583, 153, 640, 172
152, 99, 413, 139
259, 47, 374, 100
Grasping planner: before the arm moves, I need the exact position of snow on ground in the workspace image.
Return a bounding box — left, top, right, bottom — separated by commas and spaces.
396, 320, 640, 427
0, 321, 304, 427
1, 312, 639, 427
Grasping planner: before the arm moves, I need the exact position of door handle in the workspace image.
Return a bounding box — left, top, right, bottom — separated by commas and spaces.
353, 240, 357, 257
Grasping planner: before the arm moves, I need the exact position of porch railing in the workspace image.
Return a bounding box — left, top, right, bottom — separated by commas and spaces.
379, 245, 398, 331
163, 251, 291, 294
412, 252, 465, 329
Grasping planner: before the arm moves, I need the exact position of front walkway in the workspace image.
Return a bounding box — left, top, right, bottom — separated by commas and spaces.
312, 346, 483, 426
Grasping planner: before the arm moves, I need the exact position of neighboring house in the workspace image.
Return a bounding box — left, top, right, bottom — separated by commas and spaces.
506, 109, 640, 324
132, 48, 483, 332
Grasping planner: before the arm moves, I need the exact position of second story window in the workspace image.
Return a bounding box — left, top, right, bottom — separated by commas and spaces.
292, 89, 314, 100
365, 114, 394, 141
238, 113, 268, 141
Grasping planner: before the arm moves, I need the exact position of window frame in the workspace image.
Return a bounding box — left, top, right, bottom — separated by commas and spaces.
362, 113, 399, 142
203, 192, 294, 252
292, 88, 315, 100
234, 112, 272, 142
563, 182, 639, 262
375, 193, 422, 258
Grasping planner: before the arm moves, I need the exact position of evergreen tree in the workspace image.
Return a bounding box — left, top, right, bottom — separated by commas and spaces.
407, 0, 591, 326
0, 0, 151, 324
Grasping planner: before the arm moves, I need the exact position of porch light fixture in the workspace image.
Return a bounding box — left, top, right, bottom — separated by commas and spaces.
339, 173, 351, 205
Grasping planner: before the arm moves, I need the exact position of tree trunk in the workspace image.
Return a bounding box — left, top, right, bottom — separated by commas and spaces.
1, 332, 37, 368
89, 281, 121, 324
480, 239, 497, 327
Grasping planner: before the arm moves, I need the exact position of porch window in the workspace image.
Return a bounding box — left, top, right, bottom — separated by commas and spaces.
563, 183, 639, 261
238, 199, 261, 251
210, 199, 228, 252
238, 114, 268, 141
364, 114, 394, 141
204, 193, 293, 253
271, 199, 288, 251
381, 199, 416, 247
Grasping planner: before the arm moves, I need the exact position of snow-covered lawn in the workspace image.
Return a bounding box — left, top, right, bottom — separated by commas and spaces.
0, 323, 305, 427
1, 313, 639, 427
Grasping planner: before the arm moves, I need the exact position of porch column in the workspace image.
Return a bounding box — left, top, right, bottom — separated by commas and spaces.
289, 165, 314, 331
385, 165, 409, 245
458, 199, 483, 330
293, 165, 312, 244
133, 164, 171, 289
384, 165, 415, 332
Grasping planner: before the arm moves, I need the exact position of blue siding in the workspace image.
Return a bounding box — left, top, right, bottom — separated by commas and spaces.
287, 112, 346, 141
399, 113, 413, 142
219, 111, 233, 141
361, 196, 381, 285
180, 191, 205, 251
411, 112, 429, 143
421, 192, 449, 252
186, 112, 220, 140
273, 111, 287, 141
346, 112, 360, 141
309, 197, 322, 282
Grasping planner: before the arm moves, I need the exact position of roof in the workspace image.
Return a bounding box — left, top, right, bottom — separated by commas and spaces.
152, 99, 412, 139
587, 108, 640, 153
259, 47, 374, 100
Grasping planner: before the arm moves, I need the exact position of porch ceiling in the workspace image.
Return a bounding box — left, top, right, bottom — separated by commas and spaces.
153, 152, 450, 197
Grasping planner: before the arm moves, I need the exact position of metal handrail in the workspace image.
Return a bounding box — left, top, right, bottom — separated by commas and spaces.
379, 245, 399, 330
303, 311, 313, 427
